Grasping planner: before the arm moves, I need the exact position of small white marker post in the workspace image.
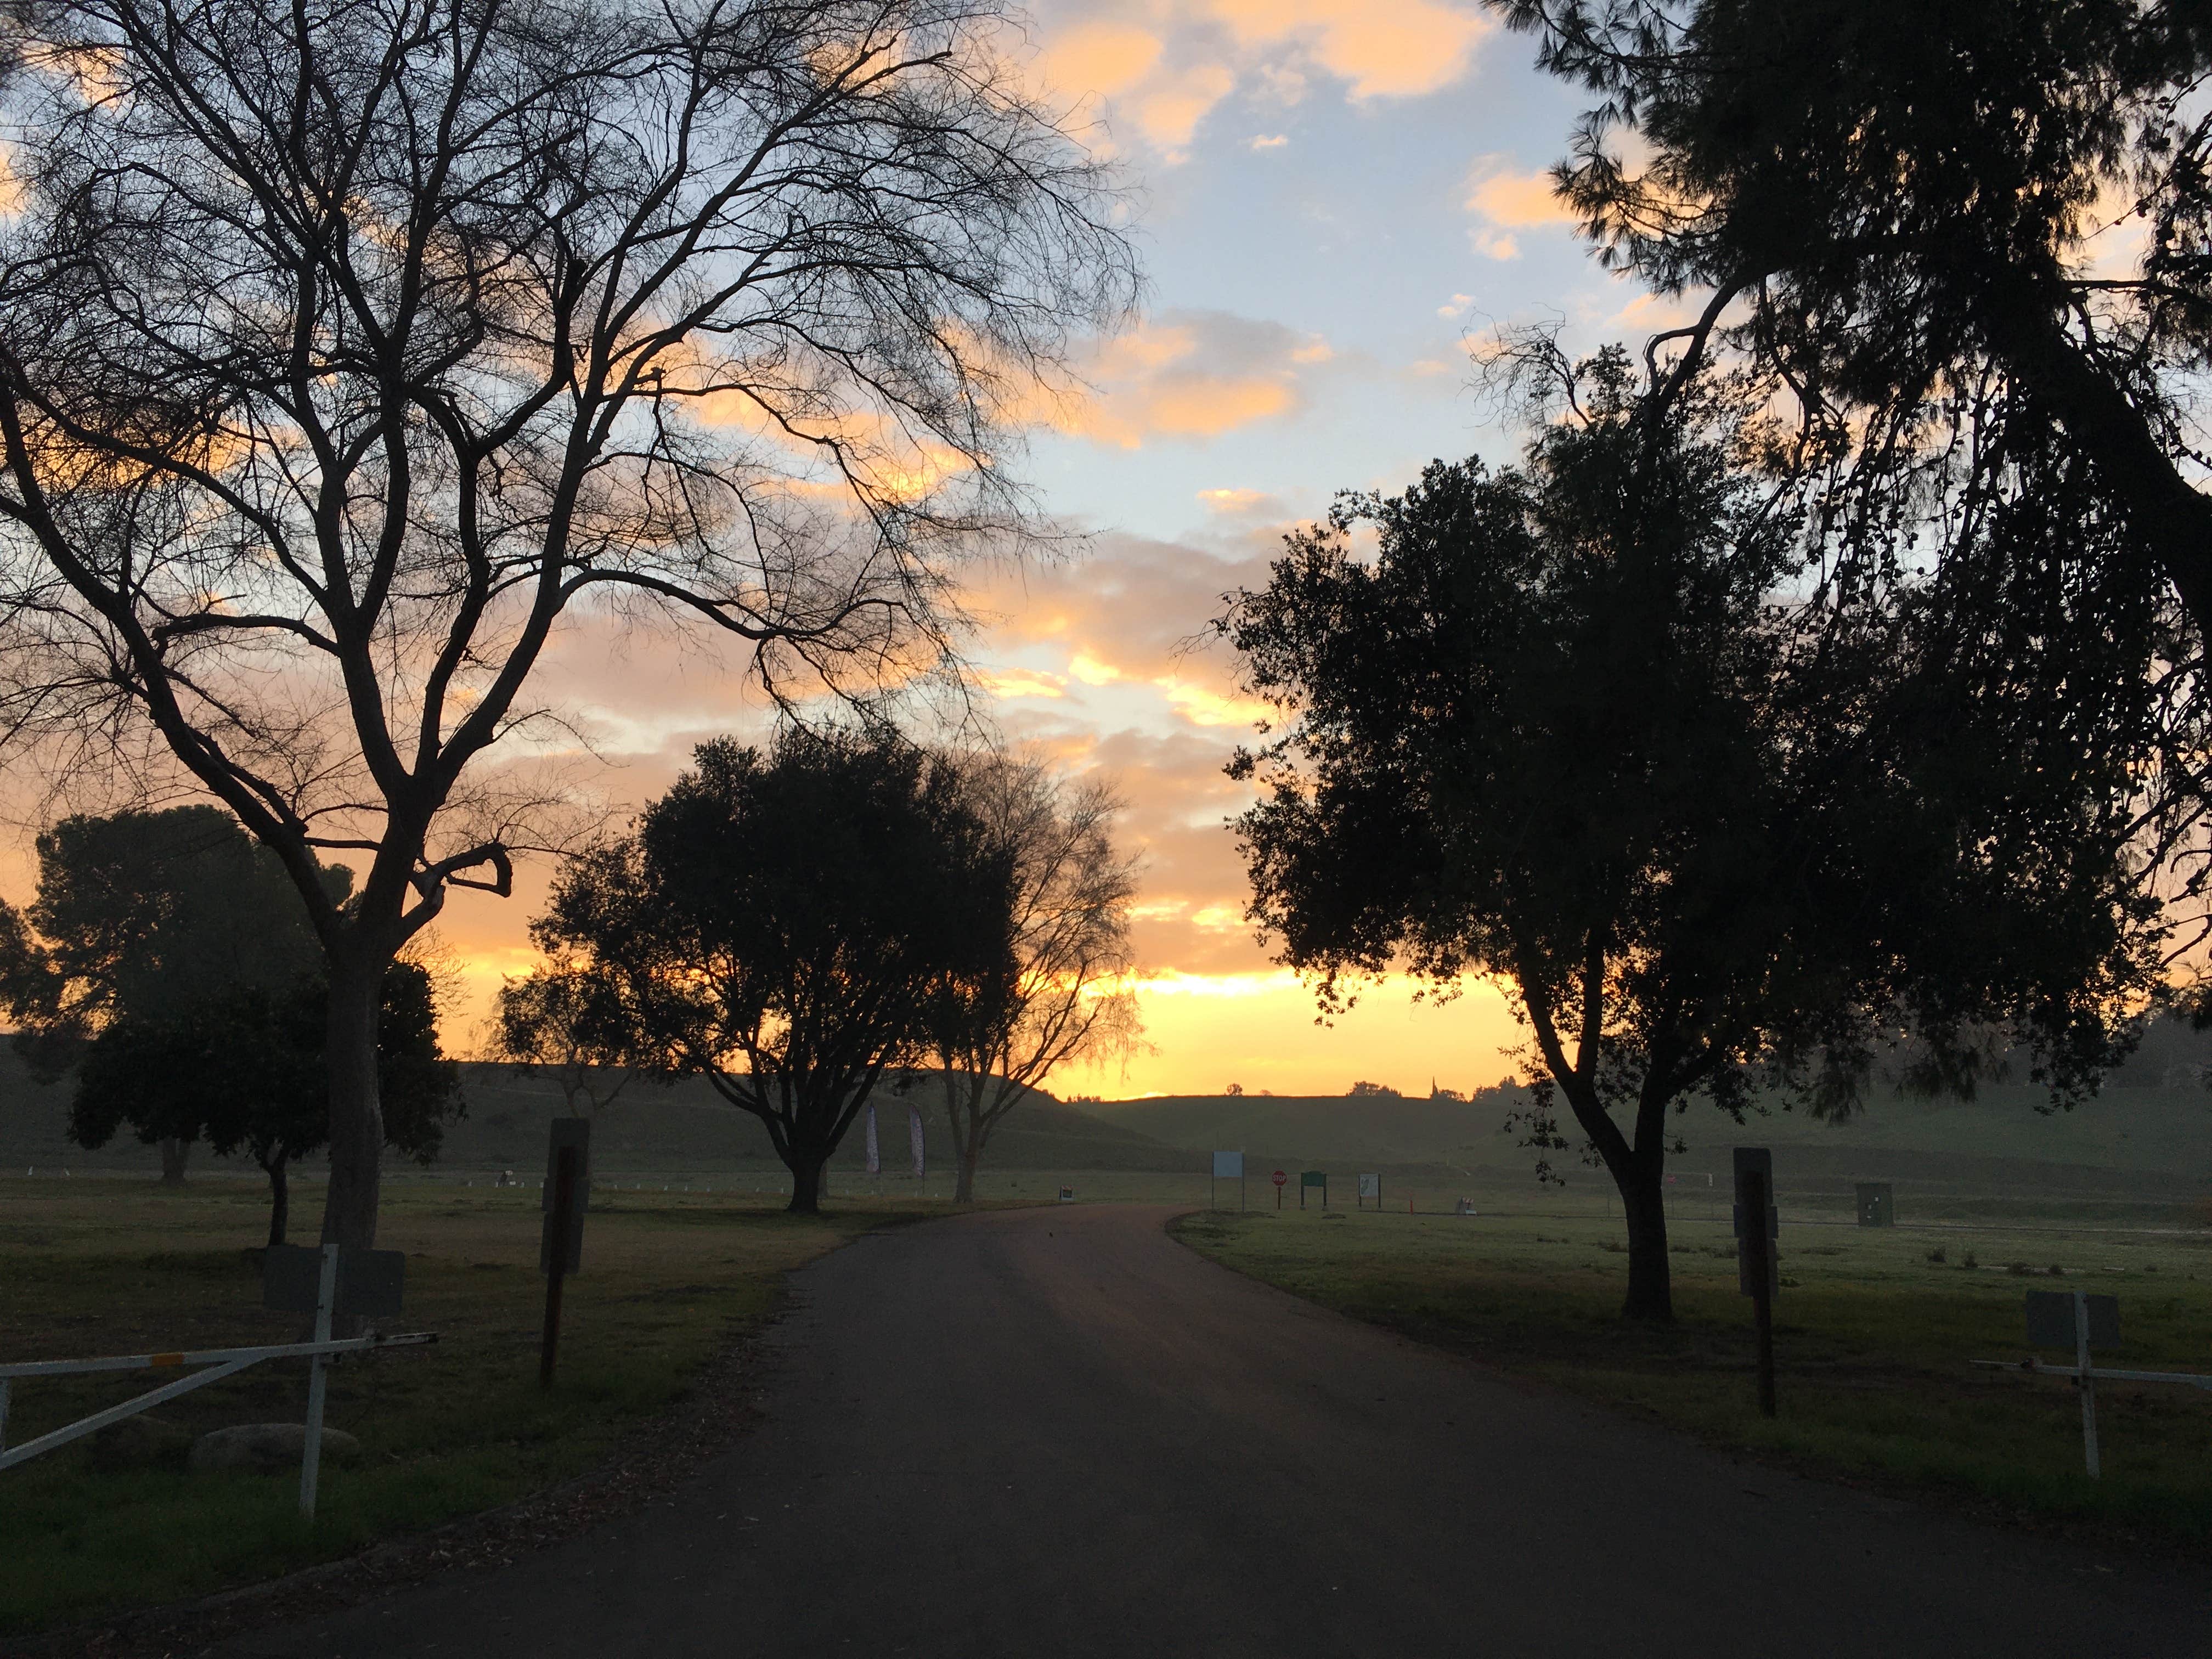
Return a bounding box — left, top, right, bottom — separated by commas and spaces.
300, 1241, 338, 1521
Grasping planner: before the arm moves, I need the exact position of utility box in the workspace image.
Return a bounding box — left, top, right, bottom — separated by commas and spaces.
1854, 1183, 1895, 1227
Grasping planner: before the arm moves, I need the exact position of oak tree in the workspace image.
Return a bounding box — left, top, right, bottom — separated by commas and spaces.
523, 730, 1015, 1212
1220, 357, 2169, 1319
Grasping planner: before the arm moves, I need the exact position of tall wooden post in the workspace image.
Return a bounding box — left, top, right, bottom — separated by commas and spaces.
540, 1145, 577, 1390
1745, 1167, 1776, 1419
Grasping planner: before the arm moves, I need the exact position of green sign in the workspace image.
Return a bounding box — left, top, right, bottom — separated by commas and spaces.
1300, 1170, 1327, 1187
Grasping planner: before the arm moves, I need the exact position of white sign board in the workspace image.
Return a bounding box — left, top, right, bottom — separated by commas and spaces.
1211, 1150, 1244, 1179
1358, 1173, 1380, 1199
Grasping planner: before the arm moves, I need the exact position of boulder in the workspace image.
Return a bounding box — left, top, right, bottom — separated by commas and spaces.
87, 1412, 194, 1472
190, 1423, 362, 1474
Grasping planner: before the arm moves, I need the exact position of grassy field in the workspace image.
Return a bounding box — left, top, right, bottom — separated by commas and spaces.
10, 1141, 2211, 1637
0, 1177, 941, 1635
1172, 1203, 2212, 1548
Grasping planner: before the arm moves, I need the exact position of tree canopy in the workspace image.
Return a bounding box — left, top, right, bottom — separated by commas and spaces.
522, 730, 1018, 1212
70, 962, 460, 1246
0, 805, 337, 1071
494, 960, 650, 1121
1220, 356, 2170, 1318
1494, 0, 2212, 644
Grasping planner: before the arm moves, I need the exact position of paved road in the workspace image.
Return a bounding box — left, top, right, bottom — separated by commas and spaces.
229, 1205, 2212, 1657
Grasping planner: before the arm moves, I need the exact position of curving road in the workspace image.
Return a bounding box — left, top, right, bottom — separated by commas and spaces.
225, 1204, 2212, 1658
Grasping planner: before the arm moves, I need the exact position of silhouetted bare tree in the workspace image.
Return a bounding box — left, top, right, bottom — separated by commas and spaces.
928, 751, 1141, 1202
0, 0, 1137, 1246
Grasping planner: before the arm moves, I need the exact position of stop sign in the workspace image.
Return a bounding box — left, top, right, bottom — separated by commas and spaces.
1271, 1169, 1288, 1187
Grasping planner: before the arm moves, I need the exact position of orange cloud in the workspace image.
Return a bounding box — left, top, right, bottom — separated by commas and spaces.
1042, 19, 1163, 98
1036, 1, 1489, 163
1463, 158, 1575, 261
978, 667, 1071, 701
1156, 676, 1274, 728
1210, 0, 1488, 100
1197, 487, 1282, 516
1465, 168, 1572, 227
1036, 311, 1326, 449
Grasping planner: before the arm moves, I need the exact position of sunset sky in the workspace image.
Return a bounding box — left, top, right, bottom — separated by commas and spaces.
9, 1, 1691, 1099
447, 0, 1685, 1098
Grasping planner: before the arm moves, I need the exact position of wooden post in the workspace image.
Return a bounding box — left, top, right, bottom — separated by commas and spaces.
540, 1145, 578, 1390
1745, 1169, 1776, 1419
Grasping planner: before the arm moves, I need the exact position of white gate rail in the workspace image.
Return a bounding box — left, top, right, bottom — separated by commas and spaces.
0, 1331, 437, 1474
0, 1336, 436, 1477
2, 1243, 437, 1520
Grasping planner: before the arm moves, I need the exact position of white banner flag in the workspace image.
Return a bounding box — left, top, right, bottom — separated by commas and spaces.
865, 1104, 879, 1175
909, 1103, 926, 1178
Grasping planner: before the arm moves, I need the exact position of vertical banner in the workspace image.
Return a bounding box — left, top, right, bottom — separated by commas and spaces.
865, 1104, 880, 1175
909, 1103, 926, 1178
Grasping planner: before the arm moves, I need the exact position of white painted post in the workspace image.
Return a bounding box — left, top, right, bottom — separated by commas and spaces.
2075, 1289, 2100, 1480
300, 1242, 338, 1520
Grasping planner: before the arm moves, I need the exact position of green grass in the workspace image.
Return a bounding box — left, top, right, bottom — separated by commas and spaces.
1172, 1204, 2212, 1546
0, 1177, 939, 1634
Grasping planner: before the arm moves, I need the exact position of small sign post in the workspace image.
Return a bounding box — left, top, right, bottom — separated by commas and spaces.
1300, 1170, 1327, 1210
1733, 1147, 1778, 1419
1271, 1169, 1287, 1209
262, 1240, 406, 1521
1211, 1150, 1245, 1211
540, 1119, 590, 1390
2027, 1290, 2120, 1478
1976, 1294, 2212, 1476
1356, 1172, 1380, 1209
298, 1244, 337, 1521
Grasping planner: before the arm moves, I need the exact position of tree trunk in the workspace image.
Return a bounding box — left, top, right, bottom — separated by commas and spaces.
159, 1136, 190, 1187
1615, 1156, 1673, 1322
264, 1152, 290, 1249
954, 1141, 979, 1204
787, 1151, 823, 1215
320, 952, 387, 1250
944, 1071, 983, 1205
